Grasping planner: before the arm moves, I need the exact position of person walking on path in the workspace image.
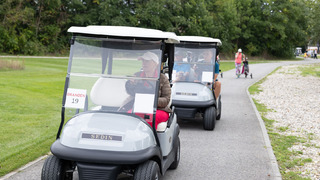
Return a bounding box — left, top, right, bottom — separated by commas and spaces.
235, 48, 245, 78
314, 50, 318, 59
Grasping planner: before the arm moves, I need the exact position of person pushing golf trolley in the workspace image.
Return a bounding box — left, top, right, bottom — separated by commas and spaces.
41, 26, 181, 180
171, 36, 222, 130
235, 48, 245, 78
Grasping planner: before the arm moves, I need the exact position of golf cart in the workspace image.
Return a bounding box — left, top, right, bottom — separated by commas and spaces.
171, 36, 222, 130
41, 26, 180, 180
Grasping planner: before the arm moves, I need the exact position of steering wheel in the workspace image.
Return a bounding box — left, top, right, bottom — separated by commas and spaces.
125, 80, 154, 95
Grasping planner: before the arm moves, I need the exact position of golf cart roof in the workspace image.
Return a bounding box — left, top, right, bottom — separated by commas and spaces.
178, 36, 222, 46
68, 26, 179, 44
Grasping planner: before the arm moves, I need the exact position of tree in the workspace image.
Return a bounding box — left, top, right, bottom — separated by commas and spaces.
261, 0, 308, 57
0, 0, 313, 57
307, 0, 320, 50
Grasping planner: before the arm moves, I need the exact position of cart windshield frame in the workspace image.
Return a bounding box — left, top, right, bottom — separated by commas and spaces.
173, 44, 217, 83
62, 36, 164, 124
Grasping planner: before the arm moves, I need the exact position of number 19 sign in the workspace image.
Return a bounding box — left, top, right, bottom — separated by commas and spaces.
65, 88, 87, 109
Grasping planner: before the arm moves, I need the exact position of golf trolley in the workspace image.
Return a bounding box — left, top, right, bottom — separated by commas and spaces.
171, 36, 222, 130
41, 26, 180, 180
242, 57, 252, 78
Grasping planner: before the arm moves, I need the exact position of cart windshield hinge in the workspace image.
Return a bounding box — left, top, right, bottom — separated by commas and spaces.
160, 42, 165, 50
70, 37, 75, 45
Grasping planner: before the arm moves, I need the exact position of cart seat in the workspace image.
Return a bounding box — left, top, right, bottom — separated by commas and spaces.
130, 95, 171, 132
156, 122, 167, 132
129, 111, 168, 132
90, 78, 130, 107
156, 97, 172, 132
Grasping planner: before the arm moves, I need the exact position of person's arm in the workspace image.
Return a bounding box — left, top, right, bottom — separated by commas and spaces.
125, 72, 141, 95
158, 74, 171, 108
214, 62, 220, 82
214, 74, 218, 82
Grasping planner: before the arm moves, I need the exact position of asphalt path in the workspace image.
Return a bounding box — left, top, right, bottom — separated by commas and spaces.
2, 58, 318, 180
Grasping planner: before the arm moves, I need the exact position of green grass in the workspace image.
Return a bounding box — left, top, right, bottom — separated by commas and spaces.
298, 63, 320, 77
0, 57, 153, 176
219, 60, 286, 72
0, 57, 68, 176
248, 66, 316, 180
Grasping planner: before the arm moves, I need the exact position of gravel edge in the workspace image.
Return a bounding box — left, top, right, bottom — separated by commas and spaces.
247, 78, 282, 180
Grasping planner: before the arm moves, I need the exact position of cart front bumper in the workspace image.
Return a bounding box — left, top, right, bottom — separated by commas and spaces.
51, 139, 161, 165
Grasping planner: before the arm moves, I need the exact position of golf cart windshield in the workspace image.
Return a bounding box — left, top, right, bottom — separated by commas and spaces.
173, 47, 216, 83
64, 36, 162, 119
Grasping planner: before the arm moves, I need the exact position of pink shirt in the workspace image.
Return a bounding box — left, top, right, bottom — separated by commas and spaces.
235, 52, 242, 64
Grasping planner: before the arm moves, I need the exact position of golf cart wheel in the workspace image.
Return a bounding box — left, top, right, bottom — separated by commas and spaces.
41, 155, 73, 180
203, 106, 216, 130
216, 96, 222, 120
134, 160, 160, 180
169, 137, 180, 169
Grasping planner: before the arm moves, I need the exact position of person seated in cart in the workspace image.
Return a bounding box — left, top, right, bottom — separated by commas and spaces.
125, 51, 172, 128
173, 51, 190, 82
194, 49, 221, 99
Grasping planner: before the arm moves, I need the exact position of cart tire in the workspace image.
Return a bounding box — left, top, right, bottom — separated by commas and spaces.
203, 106, 216, 130
41, 155, 73, 180
216, 97, 222, 120
169, 137, 180, 169
134, 160, 160, 180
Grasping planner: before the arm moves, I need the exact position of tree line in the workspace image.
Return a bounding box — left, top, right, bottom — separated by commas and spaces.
0, 0, 319, 58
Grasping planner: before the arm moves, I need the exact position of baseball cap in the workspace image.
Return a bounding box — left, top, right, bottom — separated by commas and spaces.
138, 52, 159, 64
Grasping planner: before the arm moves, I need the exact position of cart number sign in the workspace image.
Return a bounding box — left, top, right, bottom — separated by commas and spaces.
202, 71, 213, 82
65, 88, 87, 109
134, 93, 155, 114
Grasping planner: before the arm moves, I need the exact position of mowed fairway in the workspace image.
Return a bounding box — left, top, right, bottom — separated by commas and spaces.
0, 56, 152, 176
0, 57, 68, 176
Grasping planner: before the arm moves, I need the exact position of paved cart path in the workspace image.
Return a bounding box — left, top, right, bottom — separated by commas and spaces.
2, 58, 318, 180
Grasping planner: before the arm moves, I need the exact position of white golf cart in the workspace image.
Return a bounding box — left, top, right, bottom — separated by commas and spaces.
41, 26, 180, 180
171, 36, 222, 130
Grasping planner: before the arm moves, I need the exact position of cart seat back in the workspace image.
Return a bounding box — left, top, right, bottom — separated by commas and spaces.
90, 78, 129, 107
